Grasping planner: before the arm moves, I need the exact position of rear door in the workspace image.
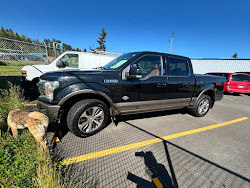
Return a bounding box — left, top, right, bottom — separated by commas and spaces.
165, 56, 195, 106
230, 74, 250, 92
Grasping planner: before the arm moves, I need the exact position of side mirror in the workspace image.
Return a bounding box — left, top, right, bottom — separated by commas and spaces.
125, 67, 142, 79
56, 61, 65, 68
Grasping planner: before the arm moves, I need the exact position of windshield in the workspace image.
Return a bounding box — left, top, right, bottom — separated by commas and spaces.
103, 52, 139, 70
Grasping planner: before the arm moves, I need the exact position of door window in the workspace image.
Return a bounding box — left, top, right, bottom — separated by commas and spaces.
59, 54, 79, 68
167, 57, 190, 76
130, 55, 163, 79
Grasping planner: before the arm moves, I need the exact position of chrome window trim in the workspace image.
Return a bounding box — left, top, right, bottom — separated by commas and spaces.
122, 54, 164, 80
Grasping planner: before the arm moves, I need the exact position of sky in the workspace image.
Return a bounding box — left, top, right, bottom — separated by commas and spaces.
1, 0, 250, 58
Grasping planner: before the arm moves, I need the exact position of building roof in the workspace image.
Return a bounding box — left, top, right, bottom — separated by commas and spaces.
190, 59, 250, 74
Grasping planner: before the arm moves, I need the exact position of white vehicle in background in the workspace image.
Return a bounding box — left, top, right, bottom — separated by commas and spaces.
21, 51, 120, 99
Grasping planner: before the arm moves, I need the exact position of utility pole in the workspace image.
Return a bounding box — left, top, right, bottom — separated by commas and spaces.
169, 32, 175, 54
53, 42, 61, 58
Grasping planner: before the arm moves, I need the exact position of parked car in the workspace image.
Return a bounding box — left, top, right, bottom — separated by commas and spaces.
37, 51, 226, 137
21, 51, 120, 99
236, 72, 250, 75
207, 72, 250, 94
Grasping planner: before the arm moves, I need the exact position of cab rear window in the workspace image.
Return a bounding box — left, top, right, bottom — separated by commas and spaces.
231, 74, 250, 82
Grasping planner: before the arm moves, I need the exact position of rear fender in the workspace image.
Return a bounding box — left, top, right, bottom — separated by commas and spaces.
190, 84, 215, 107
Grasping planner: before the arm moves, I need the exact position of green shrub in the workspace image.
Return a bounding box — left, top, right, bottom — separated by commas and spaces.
0, 131, 38, 187
0, 82, 25, 136
0, 82, 25, 112
0, 83, 69, 188
0, 76, 21, 89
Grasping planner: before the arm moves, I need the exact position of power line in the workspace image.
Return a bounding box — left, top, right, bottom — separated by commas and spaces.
93, 0, 168, 38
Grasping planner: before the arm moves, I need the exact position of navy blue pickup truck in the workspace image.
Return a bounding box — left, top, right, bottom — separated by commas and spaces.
37, 51, 226, 137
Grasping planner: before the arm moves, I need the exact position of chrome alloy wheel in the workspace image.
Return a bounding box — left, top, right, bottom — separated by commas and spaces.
198, 99, 210, 115
78, 106, 104, 133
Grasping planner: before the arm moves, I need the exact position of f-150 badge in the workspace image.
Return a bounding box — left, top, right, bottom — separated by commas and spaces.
104, 79, 118, 83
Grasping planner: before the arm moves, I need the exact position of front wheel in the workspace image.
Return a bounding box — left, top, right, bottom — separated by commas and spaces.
188, 95, 211, 117
67, 99, 109, 137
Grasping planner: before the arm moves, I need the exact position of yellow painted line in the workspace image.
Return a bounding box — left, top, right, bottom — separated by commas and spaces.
53, 137, 60, 142
62, 117, 248, 165
23, 103, 37, 106
224, 96, 234, 100
152, 177, 163, 188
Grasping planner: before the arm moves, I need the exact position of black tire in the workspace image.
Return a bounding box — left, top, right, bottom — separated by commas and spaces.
67, 99, 109, 137
22, 81, 39, 100
188, 94, 211, 117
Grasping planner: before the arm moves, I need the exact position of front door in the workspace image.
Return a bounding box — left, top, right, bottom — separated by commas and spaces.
55, 53, 79, 71
115, 55, 168, 113
132, 55, 167, 101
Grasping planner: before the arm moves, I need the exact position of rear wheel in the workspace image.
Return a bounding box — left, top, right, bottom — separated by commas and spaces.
188, 95, 211, 117
67, 99, 109, 137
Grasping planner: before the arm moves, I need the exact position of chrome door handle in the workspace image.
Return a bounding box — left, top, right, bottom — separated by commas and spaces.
157, 82, 167, 87
183, 82, 193, 86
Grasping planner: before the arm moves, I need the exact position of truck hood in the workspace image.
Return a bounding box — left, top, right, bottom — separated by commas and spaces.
26, 64, 52, 74
40, 69, 119, 85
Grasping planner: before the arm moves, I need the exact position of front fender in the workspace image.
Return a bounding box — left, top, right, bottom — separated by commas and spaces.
54, 82, 113, 105
22, 65, 42, 81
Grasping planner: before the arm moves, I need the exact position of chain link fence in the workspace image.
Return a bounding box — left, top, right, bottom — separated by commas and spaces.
0, 37, 64, 89
0, 36, 63, 77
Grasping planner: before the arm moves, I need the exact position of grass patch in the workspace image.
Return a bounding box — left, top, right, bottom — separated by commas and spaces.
0, 60, 45, 76
0, 131, 38, 187
0, 60, 43, 66
0, 83, 69, 187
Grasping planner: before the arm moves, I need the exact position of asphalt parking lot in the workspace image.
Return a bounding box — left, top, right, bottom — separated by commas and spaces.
26, 94, 250, 187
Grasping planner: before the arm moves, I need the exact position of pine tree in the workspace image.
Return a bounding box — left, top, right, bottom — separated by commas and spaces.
83, 48, 87, 52
96, 27, 107, 51
0, 26, 7, 37
16, 33, 20, 40
232, 53, 238, 58
0, 25, 84, 53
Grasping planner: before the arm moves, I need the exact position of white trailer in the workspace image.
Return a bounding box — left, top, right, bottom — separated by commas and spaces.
21, 51, 120, 99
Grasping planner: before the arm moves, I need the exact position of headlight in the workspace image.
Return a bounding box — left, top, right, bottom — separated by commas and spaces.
39, 80, 59, 101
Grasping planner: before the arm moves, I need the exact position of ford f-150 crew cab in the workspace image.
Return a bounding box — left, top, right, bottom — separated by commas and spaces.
37, 51, 226, 137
